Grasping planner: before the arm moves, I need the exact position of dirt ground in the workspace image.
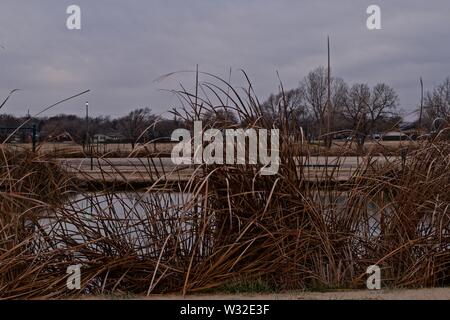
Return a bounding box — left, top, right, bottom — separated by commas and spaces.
7, 140, 416, 152
86, 288, 450, 300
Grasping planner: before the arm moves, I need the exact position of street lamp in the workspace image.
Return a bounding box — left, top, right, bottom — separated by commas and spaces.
85, 101, 89, 147
85, 101, 93, 170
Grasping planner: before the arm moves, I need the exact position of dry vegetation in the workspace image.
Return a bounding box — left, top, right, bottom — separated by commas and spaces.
5, 140, 420, 158
0, 73, 449, 299
5, 142, 176, 158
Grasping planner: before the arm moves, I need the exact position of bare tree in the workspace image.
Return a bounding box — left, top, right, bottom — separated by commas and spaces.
301, 67, 327, 139
40, 115, 85, 143
423, 77, 450, 128
261, 87, 307, 130
117, 108, 157, 148
201, 108, 238, 129
300, 66, 347, 141
370, 83, 399, 125
343, 83, 399, 146
331, 78, 349, 134
342, 83, 371, 142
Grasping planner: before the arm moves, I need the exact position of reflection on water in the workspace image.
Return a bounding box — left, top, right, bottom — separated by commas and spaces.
35, 190, 410, 259
69, 192, 192, 217
37, 191, 214, 258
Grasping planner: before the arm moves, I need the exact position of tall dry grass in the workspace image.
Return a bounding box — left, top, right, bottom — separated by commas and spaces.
0, 73, 448, 299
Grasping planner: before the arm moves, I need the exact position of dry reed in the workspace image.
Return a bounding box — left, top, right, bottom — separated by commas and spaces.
0, 73, 448, 299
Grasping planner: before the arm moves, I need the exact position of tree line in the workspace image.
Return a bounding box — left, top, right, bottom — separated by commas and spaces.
0, 108, 181, 147
1, 67, 449, 147
200, 68, 449, 145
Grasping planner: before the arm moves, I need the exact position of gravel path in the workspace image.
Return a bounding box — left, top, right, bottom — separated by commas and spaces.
88, 288, 450, 300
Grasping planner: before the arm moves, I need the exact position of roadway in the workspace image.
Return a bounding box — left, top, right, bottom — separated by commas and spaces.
57, 156, 401, 184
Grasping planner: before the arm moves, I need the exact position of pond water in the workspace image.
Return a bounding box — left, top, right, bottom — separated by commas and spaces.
34, 190, 414, 259
35, 191, 213, 257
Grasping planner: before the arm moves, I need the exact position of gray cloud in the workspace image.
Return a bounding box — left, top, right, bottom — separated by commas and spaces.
0, 0, 449, 120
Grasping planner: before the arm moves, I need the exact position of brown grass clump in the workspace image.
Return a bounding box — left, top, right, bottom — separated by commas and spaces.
0, 73, 448, 299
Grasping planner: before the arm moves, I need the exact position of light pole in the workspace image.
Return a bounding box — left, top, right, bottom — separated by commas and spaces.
326, 36, 332, 149
85, 101, 89, 149
85, 101, 93, 170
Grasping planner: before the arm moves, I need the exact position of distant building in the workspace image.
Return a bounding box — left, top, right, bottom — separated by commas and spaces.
93, 133, 124, 143
93, 134, 112, 143
382, 131, 409, 141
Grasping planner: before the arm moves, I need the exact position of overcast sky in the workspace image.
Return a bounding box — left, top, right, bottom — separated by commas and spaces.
0, 0, 449, 120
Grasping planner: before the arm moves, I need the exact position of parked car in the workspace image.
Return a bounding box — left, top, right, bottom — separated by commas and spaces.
372, 133, 381, 141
